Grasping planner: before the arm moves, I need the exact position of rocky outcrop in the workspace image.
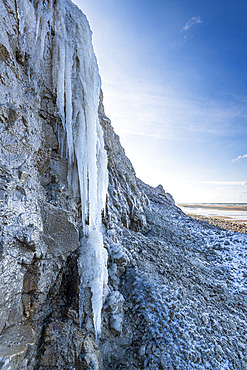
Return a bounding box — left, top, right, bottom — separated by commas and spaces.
0, 0, 81, 367
0, 1, 247, 369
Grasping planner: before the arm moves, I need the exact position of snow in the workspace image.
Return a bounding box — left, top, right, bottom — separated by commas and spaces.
16, 0, 108, 336
152, 199, 247, 295
122, 194, 247, 368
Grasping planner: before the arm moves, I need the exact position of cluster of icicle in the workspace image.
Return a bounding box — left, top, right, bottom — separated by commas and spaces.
16, 0, 108, 336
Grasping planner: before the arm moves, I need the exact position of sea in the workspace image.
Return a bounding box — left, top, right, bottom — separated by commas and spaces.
177, 203, 247, 222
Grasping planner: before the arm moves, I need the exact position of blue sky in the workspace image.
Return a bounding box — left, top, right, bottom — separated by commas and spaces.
74, 0, 247, 203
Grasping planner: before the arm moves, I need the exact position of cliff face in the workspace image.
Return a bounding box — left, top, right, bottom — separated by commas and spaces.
0, 1, 247, 369
0, 0, 148, 367
0, 1, 81, 367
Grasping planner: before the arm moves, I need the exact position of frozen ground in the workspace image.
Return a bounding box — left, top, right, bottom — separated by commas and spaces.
103, 180, 247, 369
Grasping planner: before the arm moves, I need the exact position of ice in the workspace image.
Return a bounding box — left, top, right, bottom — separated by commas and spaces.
79, 231, 108, 335
75, 110, 88, 227
65, 44, 74, 164
16, 0, 109, 336
52, 0, 109, 336
0, 357, 10, 370
35, 2, 41, 41
16, 0, 36, 55
97, 124, 109, 216
53, 1, 66, 128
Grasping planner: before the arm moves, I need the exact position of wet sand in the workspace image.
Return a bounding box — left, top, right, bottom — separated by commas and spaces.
189, 215, 247, 234
178, 204, 247, 224
179, 204, 247, 212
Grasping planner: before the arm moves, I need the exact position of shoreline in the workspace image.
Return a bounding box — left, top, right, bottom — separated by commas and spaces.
178, 204, 247, 212
189, 214, 247, 234
177, 203, 247, 224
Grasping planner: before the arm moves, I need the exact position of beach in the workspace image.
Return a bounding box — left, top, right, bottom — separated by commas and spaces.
178, 203, 247, 234
188, 215, 247, 234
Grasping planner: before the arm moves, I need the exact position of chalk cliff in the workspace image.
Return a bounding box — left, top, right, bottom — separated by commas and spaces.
0, 1, 246, 369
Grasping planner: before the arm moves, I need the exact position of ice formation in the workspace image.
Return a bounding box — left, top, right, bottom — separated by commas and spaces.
16, 0, 108, 335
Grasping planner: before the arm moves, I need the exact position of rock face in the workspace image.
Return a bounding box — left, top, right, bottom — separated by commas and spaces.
0, 1, 247, 369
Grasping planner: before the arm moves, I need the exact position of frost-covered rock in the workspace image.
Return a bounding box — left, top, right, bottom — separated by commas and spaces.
0, 0, 247, 369
0, 0, 108, 366
104, 291, 124, 334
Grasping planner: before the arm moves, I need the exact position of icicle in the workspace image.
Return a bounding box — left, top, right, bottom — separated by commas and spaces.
39, 16, 47, 59
16, 0, 109, 337
35, 1, 41, 41
79, 231, 108, 336
53, 2, 66, 129
65, 43, 74, 166
97, 122, 109, 218
51, 0, 108, 336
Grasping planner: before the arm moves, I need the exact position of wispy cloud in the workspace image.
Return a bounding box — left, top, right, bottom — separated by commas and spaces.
103, 79, 247, 142
199, 181, 247, 186
182, 17, 202, 32
232, 154, 247, 162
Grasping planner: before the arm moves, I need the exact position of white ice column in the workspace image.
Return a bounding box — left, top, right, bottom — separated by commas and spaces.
16, 0, 109, 338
